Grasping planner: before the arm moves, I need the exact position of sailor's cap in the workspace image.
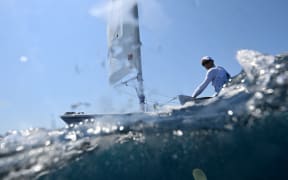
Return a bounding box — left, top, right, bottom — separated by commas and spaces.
201, 56, 214, 66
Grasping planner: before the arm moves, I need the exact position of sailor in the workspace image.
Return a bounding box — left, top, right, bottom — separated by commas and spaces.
192, 56, 230, 99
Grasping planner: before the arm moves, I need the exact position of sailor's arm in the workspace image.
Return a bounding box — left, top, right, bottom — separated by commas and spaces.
192, 70, 214, 98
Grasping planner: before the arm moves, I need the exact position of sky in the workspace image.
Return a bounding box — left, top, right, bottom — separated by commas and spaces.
0, 0, 287, 133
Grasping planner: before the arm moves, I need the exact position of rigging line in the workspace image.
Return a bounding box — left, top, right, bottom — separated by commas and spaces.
144, 86, 177, 99
166, 96, 178, 103
148, 95, 178, 103
149, 96, 179, 111
146, 95, 179, 106
158, 96, 178, 106
114, 82, 179, 106
120, 76, 138, 86
146, 96, 179, 106
115, 78, 145, 98
114, 86, 138, 98
114, 85, 149, 106
113, 89, 179, 112
115, 79, 176, 102
114, 86, 175, 106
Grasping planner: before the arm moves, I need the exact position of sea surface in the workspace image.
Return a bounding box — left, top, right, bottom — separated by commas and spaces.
0, 50, 287, 180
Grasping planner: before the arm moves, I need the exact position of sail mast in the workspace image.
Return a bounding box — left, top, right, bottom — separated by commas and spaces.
132, 2, 145, 111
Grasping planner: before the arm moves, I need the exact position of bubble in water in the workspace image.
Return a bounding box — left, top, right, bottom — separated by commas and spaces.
53, 157, 60, 163
253, 108, 262, 117
16, 146, 24, 152
45, 140, 51, 146
259, 69, 265, 75
87, 128, 94, 134
119, 126, 125, 131
33, 164, 43, 172
249, 105, 255, 111
265, 89, 274, 94
269, 68, 276, 74
224, 124, 234, 131
275, 64, 281, 69
227, 110, 234, 116
173, 130, 183, 136
232, 117, 238, 123
255, 92, 263, 99
87, 126, 101, 135
255, 108, 262, 114
111, 125, 118, 131
276, 74, 287, 85
65, 132, 77, 141
102, 127, 110, 133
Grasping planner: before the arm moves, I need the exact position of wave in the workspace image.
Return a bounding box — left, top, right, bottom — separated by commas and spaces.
0, 50, 287, 180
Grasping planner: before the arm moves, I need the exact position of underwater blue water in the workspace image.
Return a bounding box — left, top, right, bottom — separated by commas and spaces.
0, 50, 287, 180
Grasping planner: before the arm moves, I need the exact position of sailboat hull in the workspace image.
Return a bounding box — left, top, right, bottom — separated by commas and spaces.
61, 112, 97, 124
60, 112, 162, 125
60, 98, 213, 125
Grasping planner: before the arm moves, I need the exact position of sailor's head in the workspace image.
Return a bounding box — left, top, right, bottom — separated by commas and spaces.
201, 56, 214, 69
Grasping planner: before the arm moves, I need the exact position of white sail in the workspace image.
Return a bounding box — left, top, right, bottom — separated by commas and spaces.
107, 0, 145, 111
107, 0, 141, 84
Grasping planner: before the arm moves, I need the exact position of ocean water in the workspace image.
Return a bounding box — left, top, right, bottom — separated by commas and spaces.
0, 50, 287, 180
